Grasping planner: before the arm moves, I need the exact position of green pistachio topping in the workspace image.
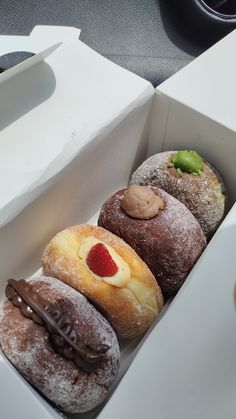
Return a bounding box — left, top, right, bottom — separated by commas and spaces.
171, 150, 203, 175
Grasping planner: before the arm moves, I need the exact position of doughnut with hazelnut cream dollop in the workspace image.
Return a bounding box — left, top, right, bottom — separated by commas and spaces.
98, 185, 207, 296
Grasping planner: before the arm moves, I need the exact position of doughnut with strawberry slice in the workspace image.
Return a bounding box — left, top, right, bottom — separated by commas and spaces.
42, 225, 163, 338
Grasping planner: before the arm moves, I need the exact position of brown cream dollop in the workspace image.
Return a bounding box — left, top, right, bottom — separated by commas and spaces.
121, 185, 164, 219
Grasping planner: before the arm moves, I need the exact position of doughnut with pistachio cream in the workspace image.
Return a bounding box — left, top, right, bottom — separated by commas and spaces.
130, 150, 227, 238
98, 185, 206, 297
42, 225, 163, 339
0, 276, 120, 413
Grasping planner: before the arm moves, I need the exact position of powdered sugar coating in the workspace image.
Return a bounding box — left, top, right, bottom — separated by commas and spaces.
98, 188, 206, 296
130, 151, 226, 237
0, 276, 120, 414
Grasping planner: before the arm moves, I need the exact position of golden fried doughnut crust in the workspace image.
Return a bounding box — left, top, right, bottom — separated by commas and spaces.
42, 225, 163, 338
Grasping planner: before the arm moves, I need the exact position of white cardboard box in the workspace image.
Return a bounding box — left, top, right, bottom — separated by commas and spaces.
0, 27, 236, 419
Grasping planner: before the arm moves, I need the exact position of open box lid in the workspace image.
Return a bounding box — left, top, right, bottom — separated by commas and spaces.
0, 26, 153, 229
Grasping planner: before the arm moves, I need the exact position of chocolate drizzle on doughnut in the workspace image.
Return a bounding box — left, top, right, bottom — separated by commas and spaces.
6, 279, 110, 372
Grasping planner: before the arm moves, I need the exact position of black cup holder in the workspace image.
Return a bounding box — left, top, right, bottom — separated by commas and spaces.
198, 0, 236, 19
161, 0, 236, 53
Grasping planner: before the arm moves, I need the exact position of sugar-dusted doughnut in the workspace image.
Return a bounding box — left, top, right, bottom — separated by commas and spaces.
0, 276, 119, 414
98, 185, 206, 296
42, 225, 163, 338
130, 150, 227, 238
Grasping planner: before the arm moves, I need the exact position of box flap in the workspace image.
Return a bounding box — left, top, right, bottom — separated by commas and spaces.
157, 30, 236, 132
0, 25, 80, 55
0, 42, 62, 85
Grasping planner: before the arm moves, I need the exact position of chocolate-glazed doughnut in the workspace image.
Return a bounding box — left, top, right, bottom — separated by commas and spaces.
0, 276, 120, 414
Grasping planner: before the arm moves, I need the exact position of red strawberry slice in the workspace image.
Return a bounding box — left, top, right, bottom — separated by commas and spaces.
86, 243, 118, 277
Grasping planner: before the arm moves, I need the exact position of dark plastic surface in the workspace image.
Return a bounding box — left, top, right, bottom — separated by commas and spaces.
0, 0, 235, 85
0, 51, 35, 70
